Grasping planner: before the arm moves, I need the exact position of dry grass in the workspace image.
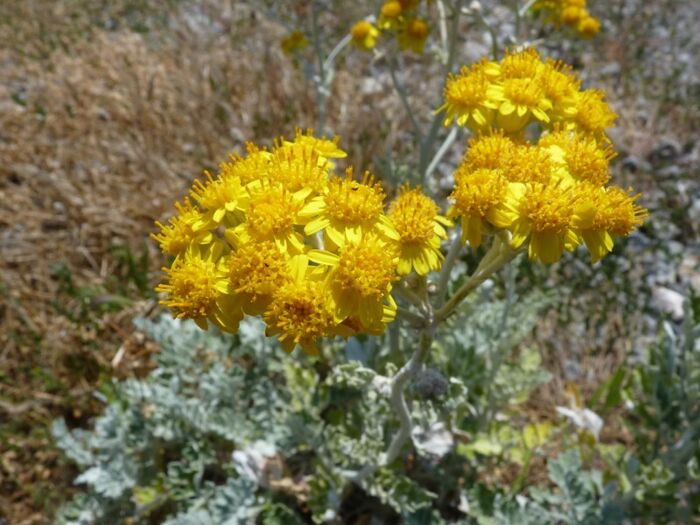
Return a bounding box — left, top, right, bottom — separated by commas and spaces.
0, 2, 425, 521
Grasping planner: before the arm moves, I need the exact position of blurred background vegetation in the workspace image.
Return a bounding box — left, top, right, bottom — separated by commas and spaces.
0, 0, 698, 523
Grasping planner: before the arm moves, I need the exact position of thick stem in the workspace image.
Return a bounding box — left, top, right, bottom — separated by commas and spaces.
383, 329, 433, 465
436, 236, 517, 322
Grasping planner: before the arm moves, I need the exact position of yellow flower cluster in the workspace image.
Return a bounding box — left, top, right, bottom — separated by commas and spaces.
154, 130, 448, 354
442, 49, 647, 264
350, 0, 430, 53
532, 0, 601, 37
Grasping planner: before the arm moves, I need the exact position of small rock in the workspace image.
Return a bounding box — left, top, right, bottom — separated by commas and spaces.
652, 286, 685, 321
658, 165, 682, 178
648, 138, 682, 165
621, 155, 652, 173
599, 62, 621, 76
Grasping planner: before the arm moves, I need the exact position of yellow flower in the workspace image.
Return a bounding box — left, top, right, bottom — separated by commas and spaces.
574, 185, 648, 262
284, 128, 347, 160
231, 184, 307, 253
563, 89, 617, 138
156, 243, 242, 332
398, 18, 430, 53
577, 14, 600, 37
539, 130, 614, 186
152, 198, 213, 256
308, 235, 398, 328
448, 168, 511, 247
281, 31, 309, 55
500, 48, 543, 79
379, 1, 403, 29
501, 144, 556, 184
491, 181, 584, 264
267, 142, 330, 197
560, 5, 585, 25
299, 170, 399, 248
350, 20, 380, 51
539, 60, 581, 121
497, 77, 552, 132
263, 256, 338, 355
218, 143, 272, 186
388, 186, 452, 275
438, 60, 504, 132
190, 170, 248, 224
461, 132, 516, 171
225, 240, 293, 315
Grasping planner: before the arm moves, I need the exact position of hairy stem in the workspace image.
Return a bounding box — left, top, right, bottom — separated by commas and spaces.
383, 329, 433, 465
436, 235, 517, 322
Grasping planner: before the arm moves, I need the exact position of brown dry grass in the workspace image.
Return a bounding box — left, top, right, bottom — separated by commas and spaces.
0, 1, 425, 521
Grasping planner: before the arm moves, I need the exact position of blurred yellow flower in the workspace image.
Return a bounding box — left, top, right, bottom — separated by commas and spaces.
280, 30, 308, 55
398, 18, 430, 53
350, 20, 380, 51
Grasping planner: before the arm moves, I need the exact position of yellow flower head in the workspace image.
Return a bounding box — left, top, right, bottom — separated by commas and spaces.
286, 128, 347, 159
577, 14, 600, 37
226, 240, 292, 313
218, 143, 272, 186
190, 171, 248, 224
350, 20, 380, 51
560, 5, 585, 25
497, 77, 552, 132
281, 30, 309, 55
388, 186, 452, 275
500, 48, 543, 79
309, 235, 398, 327
398, 18, 430, 53
495, 182, 584, 264
156, 243, 242, 332
152, 198, 213, 256
263, 260, 337, 355
462, 132, 516, 172
267, 142, 330, 196
539, 59, 580, 115
505, 144, 556, 184
539, 130, 614, 186
438, 60, 504, 132
564, 89, 617, 138
379, 1, 403, 29
449, 168, 510, 247
574, 185, 648, 261
300, 169, 399, 248
235, 184, 306, 253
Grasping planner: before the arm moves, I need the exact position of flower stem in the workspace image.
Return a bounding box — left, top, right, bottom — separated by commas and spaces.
436, 235, 517, 322
383, 329, 433, 465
